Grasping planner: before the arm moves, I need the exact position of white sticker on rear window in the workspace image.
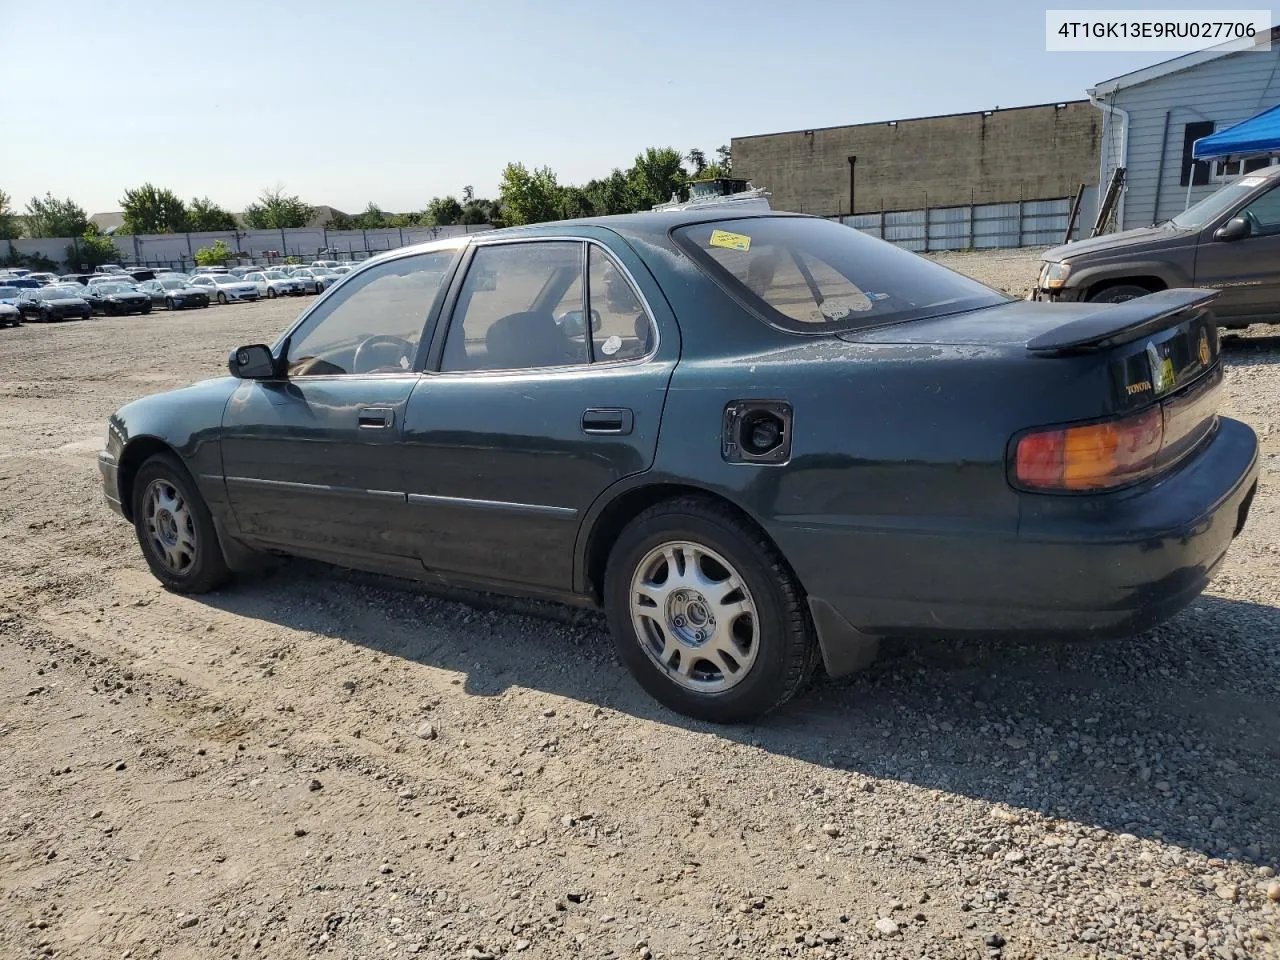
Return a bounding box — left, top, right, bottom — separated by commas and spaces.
600, 335, 622, 356
816, 294, 873, 322
1239, 177, 1266, 187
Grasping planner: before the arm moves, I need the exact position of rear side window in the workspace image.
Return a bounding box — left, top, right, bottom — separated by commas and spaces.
674, 217, 1007, 333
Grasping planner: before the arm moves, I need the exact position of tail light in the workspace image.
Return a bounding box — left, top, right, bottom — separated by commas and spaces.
1012, 371, 1220, 493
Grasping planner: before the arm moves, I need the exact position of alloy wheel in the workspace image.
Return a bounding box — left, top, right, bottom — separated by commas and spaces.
629, 540, 759, 693
142, 478, 197, 574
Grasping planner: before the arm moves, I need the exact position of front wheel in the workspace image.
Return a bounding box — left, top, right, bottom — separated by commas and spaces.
141, 303, 152, 315
131, 453, 231, 593
603, 497, 818, 723
1087, 284, 1152, 304
267, 287, 277, 299
217, 292, 228, 305
165, 297, 176, 310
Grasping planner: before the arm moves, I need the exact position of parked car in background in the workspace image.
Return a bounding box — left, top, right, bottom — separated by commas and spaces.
17, 285, 92, 322
0, 286, 22, 327
26, 272, 61, 286
2, 268, 31, 277
193, 266, 230, 276
139, 277, 212, 310
1034, 165, 1280, 328
187, 273, 260, 304
310, 260, 340, 269
59, 273, 91, 285
91, 281, 152, 315
94, 264, 129, 275
128, 268, 158, 283
243, 269, 307, 299
78, 285, 107, 314
287, 266, 339, 294
0, 275, 41, 289
95, 212, 1259, 722
330, 264, 353, 275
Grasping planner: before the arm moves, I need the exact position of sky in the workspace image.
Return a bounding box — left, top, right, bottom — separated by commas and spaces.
1, 0, 1205, 215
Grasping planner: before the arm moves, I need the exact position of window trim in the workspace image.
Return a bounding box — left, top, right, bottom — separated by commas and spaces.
269, 241, 467, 380
426, 234, 660, 378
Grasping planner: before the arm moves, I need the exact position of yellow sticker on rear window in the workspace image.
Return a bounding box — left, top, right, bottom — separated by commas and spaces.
708, 229, 751, 252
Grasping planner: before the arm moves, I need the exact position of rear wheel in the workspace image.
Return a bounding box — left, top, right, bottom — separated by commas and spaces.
1087, 283, 1153, 304
603, 497, 818, 723
130, 453, 231, 594
217, 292, 228, 305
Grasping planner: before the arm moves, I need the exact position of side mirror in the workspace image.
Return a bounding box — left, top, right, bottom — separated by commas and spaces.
228, 343, 277, 379
1214, 216, 1251, 242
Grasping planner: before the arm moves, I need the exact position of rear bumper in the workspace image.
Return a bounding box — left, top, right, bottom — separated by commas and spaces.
784, 416, 1259, 647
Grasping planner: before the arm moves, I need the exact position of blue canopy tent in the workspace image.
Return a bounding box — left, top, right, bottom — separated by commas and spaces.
1193, 103, 1280, 161
1185, 104, 1280, 208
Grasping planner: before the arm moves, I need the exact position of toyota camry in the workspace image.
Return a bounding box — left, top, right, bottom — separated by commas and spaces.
98, 212, 1259, 722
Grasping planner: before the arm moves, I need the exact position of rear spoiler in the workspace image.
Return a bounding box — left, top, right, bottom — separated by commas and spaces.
1026, 288, 1218, 356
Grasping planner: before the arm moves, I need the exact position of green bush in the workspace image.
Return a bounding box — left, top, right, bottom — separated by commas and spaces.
194, 238, 232, 267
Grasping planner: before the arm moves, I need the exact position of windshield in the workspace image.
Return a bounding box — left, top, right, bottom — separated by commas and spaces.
97, 283, 135, 294
263, 271, 287, 279
48, 286, 85, 298
674, 216, 1007, 332
161, 278, 187, 289
1169, 177, 1267, 229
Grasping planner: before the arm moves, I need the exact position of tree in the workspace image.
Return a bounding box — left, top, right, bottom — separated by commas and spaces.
0, 189, 21, 239
559, 186, 595, 220
120, 183, 189, 234
498, 163, 564, 226
325, 211, 355, 230
459, 199, 494, 225
194, 238, 232, 267
24, 193, 89, 238
687, 148, 707, 177
352, 202, 388, 229
584, 169, 638, 216
716, 144, 732, 173
66, 225, 120, 269
242, 186, 313, 229
628, 147, 687, 210
188, 196, 238, 232
425, 195, 463, 226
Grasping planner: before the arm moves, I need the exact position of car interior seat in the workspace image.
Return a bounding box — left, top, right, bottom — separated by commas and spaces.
485, 311, 578, 370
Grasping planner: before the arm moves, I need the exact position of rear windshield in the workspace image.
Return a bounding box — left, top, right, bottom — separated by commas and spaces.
673, 216, 1007, 333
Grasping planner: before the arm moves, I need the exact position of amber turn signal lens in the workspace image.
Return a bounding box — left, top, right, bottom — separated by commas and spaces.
1016, 408, 1163, 491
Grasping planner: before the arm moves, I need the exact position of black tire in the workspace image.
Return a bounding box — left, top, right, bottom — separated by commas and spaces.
267, 287, 277, 299
217, 292, 228, 305
141, 303, 152, 315
1087, 284, 1152, 304
603, 496, 818, 723
166, 297, 176, 310
130, 453, 232, 594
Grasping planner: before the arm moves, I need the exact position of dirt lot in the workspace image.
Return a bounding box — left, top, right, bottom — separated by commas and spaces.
2, 252, 1279, 960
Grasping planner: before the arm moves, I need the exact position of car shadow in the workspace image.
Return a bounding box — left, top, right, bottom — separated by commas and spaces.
1221, 327, 1280, 365
197, 563, 1280, 868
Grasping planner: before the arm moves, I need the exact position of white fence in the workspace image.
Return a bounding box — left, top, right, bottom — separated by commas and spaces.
5, 223, 491, 270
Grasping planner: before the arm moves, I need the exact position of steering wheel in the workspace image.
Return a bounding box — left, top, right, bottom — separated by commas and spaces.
352, 335, 415, 374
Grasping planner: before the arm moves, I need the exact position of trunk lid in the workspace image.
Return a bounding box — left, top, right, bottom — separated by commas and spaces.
839, 290, 1222, 421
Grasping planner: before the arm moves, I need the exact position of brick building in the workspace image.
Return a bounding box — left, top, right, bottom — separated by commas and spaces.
732, 101, 1101, 217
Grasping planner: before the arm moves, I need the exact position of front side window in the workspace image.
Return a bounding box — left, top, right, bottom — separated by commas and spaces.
1239, 184, 1280, 235
441, 242, 590, 372
675, 216, 1006, 333
285, 250, 455, 376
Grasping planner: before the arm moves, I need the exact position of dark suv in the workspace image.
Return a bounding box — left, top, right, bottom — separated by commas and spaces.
1034, 165, 1280, 328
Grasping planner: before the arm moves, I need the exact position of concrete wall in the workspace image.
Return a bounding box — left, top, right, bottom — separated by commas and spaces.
1097, 45, 1280, 229
6, 223, 490, 270
733, 101, 1101, 216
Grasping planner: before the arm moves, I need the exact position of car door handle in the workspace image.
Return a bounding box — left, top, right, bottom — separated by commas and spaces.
582, 407, 633, 435
357, 407, 394, 429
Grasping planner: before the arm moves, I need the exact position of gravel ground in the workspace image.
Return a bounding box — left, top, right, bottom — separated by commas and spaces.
1, 251, 1278, 960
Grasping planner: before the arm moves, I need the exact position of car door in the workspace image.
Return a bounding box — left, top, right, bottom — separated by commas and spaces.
1194, 178, 1280, 325
398, 234, 678, 592
189, 275, 215, 299
219, 246, 464, 564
